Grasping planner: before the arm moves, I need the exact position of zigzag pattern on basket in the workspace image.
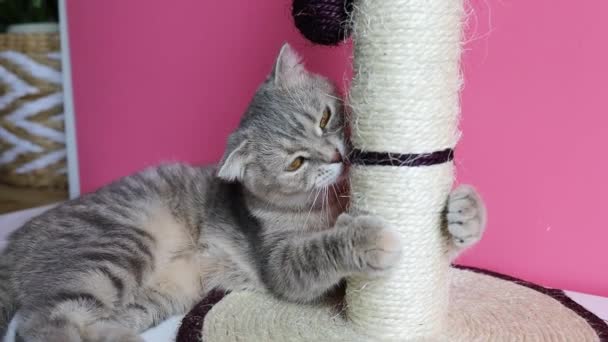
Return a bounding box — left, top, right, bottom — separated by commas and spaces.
0, 47, 67, 189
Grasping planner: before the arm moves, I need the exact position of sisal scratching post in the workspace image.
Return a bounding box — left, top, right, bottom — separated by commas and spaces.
344, 0, 462, 338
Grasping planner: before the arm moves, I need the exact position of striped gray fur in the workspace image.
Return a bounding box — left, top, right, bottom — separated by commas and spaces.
0, 44, 486, 341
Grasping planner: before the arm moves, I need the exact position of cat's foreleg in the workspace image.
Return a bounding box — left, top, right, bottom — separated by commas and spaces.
261, 213, 402, 303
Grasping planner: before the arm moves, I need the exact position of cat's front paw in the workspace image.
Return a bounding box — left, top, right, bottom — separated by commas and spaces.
446, 185, 487, 249
347, 215, 402, 275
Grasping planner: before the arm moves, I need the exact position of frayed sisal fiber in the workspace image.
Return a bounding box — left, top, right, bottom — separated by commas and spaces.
202, 0, 464, 341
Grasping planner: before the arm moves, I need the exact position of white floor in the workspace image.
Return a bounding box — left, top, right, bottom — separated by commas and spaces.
1, 206, 607, 341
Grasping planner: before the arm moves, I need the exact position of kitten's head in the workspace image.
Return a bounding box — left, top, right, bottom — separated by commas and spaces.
217, 43, 346, 208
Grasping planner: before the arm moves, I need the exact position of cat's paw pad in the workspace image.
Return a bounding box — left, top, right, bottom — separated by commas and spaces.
350, 215, 402, 274
446, 185, 487, 248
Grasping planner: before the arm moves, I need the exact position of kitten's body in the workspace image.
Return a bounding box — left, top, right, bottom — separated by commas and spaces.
0, 44, 486, 342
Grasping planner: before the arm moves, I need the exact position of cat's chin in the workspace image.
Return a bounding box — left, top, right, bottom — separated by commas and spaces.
337, 168, 348, 184
262, 190, 320, 210
304, 179, 349, 211
332, 178, 350, 210
245, 178, 349, 212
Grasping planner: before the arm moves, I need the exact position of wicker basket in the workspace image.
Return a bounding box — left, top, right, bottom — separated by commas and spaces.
0, 32, 67, 189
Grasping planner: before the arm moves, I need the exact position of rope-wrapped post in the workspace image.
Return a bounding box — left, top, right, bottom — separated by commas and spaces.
345, 0, 463, 339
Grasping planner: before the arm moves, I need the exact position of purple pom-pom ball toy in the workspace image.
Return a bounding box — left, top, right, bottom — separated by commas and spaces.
292, 0, 354, 46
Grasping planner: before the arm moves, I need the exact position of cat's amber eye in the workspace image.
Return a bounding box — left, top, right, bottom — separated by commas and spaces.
320, 107, 331, 129
287, 156, 305, 171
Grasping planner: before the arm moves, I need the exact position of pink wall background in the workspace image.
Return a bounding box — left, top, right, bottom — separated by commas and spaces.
66, 1, 608, 296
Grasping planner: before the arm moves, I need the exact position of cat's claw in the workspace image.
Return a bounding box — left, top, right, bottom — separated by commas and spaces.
446, 185, 487, 249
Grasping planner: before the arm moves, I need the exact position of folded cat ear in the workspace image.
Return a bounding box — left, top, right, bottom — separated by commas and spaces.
270, 43, 306, 86
217, 136, 248, 182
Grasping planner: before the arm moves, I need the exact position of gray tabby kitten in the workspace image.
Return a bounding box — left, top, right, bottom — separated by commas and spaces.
0, 44, 486, 342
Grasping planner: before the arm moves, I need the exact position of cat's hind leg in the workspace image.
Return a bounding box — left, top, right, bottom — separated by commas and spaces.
15, 267, 145, 342
16, 299, 143, 342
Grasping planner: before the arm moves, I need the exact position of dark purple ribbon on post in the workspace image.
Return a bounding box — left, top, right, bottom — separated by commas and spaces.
349, 148, 454, 167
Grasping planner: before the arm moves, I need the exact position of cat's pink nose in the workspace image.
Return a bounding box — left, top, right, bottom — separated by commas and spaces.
331, 149, 343, 163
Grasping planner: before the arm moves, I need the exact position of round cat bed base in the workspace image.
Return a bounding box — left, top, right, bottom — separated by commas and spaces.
176, 266, 608, 341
